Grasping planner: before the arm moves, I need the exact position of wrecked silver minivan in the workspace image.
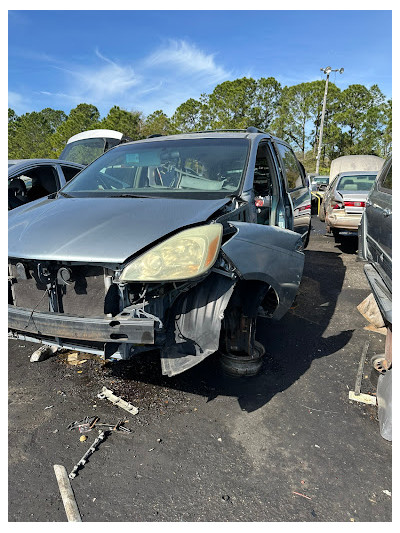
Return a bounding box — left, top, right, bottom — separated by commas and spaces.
8, 129, 311, 377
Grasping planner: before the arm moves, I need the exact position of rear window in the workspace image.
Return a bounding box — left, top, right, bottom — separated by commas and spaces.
337, 174, 376, 192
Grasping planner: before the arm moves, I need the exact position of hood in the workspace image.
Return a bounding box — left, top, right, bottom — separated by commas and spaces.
8, 195, 230, 263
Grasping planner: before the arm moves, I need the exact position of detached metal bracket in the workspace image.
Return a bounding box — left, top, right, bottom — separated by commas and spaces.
97, 387, 138, 415
349, 340, 377, 405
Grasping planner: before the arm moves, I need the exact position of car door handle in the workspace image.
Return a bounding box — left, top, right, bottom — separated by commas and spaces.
383, 208, 392, 217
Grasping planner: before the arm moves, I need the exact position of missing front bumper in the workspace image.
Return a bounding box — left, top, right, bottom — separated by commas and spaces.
8, 305, 155, 344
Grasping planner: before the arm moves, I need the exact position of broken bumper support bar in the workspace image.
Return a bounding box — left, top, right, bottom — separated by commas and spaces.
8, 305, 155, 344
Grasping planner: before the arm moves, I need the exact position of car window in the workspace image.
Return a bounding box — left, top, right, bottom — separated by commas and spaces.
276, 143, 304, 190
61, 138, 250, 200
379, 163, 392, 193
61, 165, 82, 182
59, 138, 106, 165
8, 165, 59, 208
337, 174, 376, 192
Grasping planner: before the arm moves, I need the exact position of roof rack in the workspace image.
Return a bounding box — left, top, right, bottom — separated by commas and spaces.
189, 127, 267, 134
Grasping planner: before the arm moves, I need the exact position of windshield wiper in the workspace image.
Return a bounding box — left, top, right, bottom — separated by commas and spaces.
57, 191, 73, 198
111, 193, 153, 198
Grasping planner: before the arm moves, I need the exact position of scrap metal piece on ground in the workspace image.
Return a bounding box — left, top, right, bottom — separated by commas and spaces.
97, 386, 138, 415
69, 430, 107, 479
349, 340, 376, 405
53, 464, 82, 522
30, 344, 58, 362
348, 391, 377, 405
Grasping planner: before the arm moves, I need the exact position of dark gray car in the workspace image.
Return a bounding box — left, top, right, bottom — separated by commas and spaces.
359, 155, 392, 440
8, 129, 311, 377
8, 159, 84, 210
359, 156, 392, 325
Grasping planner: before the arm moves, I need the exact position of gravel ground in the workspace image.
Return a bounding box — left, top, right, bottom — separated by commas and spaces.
8, 216, 392, 522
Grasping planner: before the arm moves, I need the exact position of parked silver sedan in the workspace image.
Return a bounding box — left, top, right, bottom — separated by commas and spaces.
320, 171, 378, 240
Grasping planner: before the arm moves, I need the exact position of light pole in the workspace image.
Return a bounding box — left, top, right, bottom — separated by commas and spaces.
315, 66, 344, 174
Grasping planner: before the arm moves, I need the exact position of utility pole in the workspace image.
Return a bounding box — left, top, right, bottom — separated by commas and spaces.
316, 66, 344, 174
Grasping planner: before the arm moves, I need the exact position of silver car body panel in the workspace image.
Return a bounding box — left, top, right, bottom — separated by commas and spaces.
8, 196, 231, 263
222, 222, 305, 320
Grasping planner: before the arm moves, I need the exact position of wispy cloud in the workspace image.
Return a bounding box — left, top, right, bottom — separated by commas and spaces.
10, 40, 234, 117
56, 51, 141, 102
145, 39, 230, 86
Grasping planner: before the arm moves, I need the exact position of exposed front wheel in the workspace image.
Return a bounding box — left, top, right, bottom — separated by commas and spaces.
220, 339, 265, 377
219, 311, 265, 377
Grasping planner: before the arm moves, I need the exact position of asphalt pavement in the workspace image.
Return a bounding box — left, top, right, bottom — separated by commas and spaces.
8, 216, 392, 522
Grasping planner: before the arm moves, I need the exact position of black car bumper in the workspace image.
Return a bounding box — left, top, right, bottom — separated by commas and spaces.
8, 305, 155, 345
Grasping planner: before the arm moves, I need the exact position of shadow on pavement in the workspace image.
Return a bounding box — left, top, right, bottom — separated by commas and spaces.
107, 248, 353, 413
335, 234, 359, 255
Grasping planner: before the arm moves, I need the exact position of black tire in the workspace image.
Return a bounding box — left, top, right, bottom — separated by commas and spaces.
220, 340, 265, 377
332, 228, 341, 243
303, 221, 311, 249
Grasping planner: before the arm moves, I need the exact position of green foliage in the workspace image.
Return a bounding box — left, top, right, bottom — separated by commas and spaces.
100, 106, 142, 139
8, 108, 67, 159
141, 110, 173, 138
8, 77, 392, 166
172, 99, 206, 132
50, 103, 100, 156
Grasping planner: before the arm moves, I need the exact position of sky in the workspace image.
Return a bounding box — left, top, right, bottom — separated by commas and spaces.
8, 8, 393, 120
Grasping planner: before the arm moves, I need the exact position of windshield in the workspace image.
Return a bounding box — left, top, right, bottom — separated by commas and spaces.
59, 138, 107, 165
313, 177, 329, 183
61, 138, 250, 199
337, 174, 377, 192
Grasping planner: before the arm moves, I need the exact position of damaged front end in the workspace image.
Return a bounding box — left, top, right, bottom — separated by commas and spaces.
8, 221, 305, 377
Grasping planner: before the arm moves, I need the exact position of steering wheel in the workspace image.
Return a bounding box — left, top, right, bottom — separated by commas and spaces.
9, 178, 27, 198
95, 172, 116, 190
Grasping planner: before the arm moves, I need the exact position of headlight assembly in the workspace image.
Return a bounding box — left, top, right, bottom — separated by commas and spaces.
120, 224, 223, 282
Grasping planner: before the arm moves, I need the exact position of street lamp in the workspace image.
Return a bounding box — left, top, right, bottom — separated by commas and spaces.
315, 66, 344, 174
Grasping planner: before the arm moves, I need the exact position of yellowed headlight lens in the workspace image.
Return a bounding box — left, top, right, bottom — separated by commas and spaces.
120, 224, 223, 282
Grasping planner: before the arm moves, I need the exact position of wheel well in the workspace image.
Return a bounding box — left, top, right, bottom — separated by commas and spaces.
224, 279, 278, 319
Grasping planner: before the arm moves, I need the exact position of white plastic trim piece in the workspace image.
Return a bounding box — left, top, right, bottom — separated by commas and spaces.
97, 387, 138, 415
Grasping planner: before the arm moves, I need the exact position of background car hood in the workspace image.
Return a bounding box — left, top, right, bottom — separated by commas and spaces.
8, 196, 230, 263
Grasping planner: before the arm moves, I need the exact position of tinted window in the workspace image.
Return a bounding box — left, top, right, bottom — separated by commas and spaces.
380, 165, 392, 192
276, 144, 304, 189
61, 165, 82, 182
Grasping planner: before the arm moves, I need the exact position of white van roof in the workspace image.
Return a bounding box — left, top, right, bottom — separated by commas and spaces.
66, 129, 124, 144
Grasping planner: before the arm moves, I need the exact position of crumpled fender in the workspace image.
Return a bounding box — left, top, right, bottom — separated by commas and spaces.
222, 222, 305, 320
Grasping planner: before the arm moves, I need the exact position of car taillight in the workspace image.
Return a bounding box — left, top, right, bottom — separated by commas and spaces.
255, 198, 264, 207
298, 204, 311, 212
344, 201, 365, 208
331, 201, 343, 210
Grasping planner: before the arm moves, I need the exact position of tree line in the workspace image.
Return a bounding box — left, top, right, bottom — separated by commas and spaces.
8, 76, 392, 173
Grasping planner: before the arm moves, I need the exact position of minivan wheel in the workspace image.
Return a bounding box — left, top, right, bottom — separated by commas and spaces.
220, 340, 265, 377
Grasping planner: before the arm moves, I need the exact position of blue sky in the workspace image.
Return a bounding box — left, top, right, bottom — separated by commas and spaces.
8, 9, 392, 119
